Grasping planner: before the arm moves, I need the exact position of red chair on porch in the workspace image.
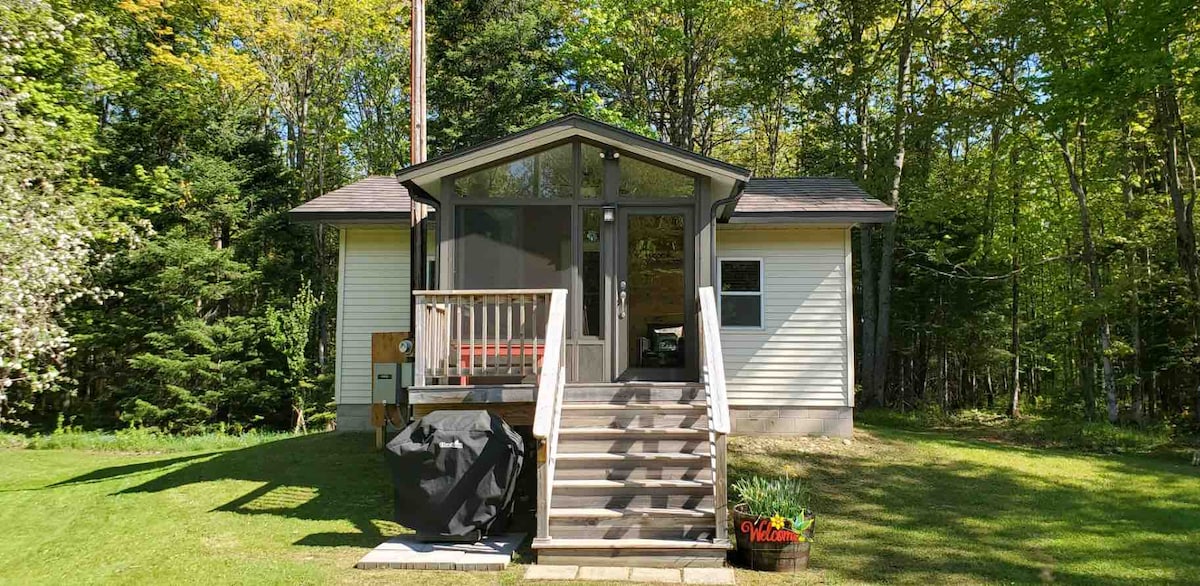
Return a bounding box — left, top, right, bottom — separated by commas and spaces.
456, 343, 546, 385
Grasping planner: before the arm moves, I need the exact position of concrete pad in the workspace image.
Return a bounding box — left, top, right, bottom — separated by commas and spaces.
579, 566, 631, 581
355, 533, 523, 571
682, 567, 736, 585
630, 567, 683, 583
524, 565, 580, 581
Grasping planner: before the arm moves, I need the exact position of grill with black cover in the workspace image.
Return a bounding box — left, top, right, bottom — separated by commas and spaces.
384, 410, 524, 542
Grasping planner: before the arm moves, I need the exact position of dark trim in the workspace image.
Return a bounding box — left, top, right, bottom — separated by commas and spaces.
402, 180, 441, 210
396, 114, 751, 182
287, 210, 411, 223
713, 179, 747, 223
707, 179, 745, 292
727, 210, 896, 224
403, 179, 442, 297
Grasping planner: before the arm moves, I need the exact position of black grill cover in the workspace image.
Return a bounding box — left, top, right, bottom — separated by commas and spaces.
384, 410, 524, 539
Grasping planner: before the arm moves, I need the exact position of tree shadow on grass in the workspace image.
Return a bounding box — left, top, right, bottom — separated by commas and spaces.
52, 432, 398, 548
47, 453, 217, 488
730, 432, 1200, 585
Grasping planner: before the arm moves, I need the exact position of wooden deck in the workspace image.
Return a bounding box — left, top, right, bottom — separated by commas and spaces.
408, 384, 537, 425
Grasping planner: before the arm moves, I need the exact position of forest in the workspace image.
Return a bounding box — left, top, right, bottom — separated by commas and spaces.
2, 0, 1198, 434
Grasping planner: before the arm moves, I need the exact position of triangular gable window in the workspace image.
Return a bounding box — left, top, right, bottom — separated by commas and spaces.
450, 140, 697, 200
454, 143, 591, 199
619, 154, 696, 198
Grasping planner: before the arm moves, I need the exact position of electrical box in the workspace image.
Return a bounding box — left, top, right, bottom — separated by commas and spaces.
372, 362, 414, 405
373, 363, 400, 404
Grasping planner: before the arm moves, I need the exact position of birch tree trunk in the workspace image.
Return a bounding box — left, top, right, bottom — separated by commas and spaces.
1009, 142, 1021, 418
1058, 128, 1117, 423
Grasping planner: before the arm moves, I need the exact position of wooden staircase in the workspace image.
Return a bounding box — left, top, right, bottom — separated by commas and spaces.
531, 382, 730, 568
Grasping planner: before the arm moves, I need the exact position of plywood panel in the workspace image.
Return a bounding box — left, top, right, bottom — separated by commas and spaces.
371, 332, 410, 363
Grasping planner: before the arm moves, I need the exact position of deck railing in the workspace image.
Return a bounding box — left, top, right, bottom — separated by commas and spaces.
698, 286, 731, 543
412, 289, 558, 386
531, 289, 568, 541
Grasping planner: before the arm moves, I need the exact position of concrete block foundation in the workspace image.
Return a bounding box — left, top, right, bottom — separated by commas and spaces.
730, 406, 853, 438
336, 403, 372, 432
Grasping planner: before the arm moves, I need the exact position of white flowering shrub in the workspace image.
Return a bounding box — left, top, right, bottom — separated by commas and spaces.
0, 0, 140, 426
0, 180, 99, 394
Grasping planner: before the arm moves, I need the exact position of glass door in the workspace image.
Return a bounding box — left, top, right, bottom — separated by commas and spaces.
615, 208, 695, 381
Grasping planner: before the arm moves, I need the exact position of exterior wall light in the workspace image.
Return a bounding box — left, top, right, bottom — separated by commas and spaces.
603, 206, 616, 223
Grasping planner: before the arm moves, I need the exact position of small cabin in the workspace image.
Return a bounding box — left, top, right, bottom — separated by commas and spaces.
290, 114, 893, 566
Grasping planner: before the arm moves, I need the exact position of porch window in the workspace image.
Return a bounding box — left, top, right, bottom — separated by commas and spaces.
581, 143, 604, 199
619, 155, 696, 198
453, 144, 574, 199
718, 259, 763, 328
580, 207, 603, 336
456, 206, 572, 289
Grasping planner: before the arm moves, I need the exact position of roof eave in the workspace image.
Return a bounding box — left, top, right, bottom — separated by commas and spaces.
728, 210, 896, 225
715, 179, 748, 223
287, 210, 412, 224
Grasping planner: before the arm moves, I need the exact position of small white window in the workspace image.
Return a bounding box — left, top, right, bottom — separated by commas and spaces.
718, 259, 763, 328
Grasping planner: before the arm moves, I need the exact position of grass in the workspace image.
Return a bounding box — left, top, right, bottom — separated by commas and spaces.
0, 422, 1196, 585
856, 408, 1189, 454
0, 428, 299, 453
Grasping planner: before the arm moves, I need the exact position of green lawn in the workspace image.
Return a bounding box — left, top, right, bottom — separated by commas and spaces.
0, 423, 1196, 585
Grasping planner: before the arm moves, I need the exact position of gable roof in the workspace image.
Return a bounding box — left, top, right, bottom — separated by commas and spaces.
288, 175, 411, 222
395, 114, 752, 186
290, 174, 894, 224
729, 178, 894, 223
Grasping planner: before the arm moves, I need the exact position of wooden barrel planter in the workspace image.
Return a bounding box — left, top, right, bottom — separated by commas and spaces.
732, 504, 816, 572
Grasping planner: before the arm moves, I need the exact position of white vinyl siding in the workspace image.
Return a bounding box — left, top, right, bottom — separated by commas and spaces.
336, 226, 411, 405
716, 227, 852, 407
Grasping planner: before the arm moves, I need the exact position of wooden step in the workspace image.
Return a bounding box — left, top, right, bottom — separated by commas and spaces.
564, 382, 706, 389
562, 384, 706, 404
548, 507, 717, 538
554, 465, 712, 481
554, 478, 713, 490
532, 537, 728, 550
556, 436, 711, 454
558, 427, 708, 437
551, 490, 714, 509
559, 412, 710, 430
555, 452, 708, 462
554, 452, 711, 481
561, 403, 706, 411
545, 522, 716, 540
536, 550, 726, 568
550, 507, 714, 519
533, 537, 729, 568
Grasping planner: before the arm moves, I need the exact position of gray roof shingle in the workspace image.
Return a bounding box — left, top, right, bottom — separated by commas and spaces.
733, 177, 893, 221
288, 175, 411, 221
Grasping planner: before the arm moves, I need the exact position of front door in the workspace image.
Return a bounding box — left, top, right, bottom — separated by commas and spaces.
614, 208, 695, 381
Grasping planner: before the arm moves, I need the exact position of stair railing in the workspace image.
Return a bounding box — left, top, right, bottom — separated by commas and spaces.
532, 289, 569, 541
698, 286, 730, 544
